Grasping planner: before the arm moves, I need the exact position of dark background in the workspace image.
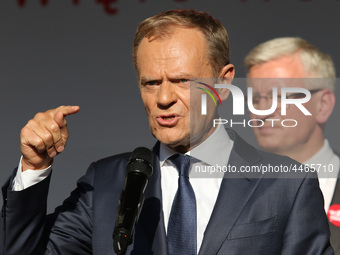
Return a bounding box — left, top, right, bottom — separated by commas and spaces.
1, 0, 339, 212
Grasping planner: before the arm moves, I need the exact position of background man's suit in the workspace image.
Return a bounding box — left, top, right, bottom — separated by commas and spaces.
329, 174, 340, 254
1, 130, 333, 254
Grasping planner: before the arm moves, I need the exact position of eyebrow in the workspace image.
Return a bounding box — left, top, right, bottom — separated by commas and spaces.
140, 76, 156, 83
169, 72, 193, 79
140, 72, 193, 83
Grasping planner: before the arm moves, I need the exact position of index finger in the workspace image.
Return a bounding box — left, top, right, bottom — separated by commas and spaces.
53, 105, 80, 128
55, 105, 80, 117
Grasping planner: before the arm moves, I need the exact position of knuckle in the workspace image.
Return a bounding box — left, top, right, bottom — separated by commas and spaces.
46, 146, 55, 152
43, 132, 53, 141
56, 106, 66, 113
50, 123, 59, 133
35, 137, 45, 149
20, 126, 29, 136
54, 142, 62, 149
27, 119, 36, 127
54, 136, 64, 146
34, 112, 45, 120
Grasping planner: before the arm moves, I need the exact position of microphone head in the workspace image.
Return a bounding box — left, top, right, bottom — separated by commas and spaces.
126, 147, 154, 178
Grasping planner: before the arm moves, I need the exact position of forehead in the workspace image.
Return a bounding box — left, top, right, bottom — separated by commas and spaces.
248, 54, 307, 93
248, 53, 307, 79
249, 79, 308, 95
138, 26, 207, 48
136, 27, 212, 76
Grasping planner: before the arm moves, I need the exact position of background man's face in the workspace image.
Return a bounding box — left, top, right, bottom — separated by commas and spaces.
136, 27, 216, 152
248, 54, 320, 159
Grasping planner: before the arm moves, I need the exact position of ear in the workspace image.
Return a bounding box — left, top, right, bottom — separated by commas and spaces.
315, 90, 335, 125
217, 64, 235, 101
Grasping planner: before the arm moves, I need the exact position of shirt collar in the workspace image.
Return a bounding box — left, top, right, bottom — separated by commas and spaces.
159, 124, 233, 167
305, 139, 340, 179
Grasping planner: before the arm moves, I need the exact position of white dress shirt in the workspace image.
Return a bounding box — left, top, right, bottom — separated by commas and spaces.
304, 139, 340, 213
159, 124, 233, 250
14, 125, 234, 251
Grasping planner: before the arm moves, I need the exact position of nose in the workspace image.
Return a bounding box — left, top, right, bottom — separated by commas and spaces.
250, 97, 280, 120
257, 97, 271, 110
157, 81, 177, 108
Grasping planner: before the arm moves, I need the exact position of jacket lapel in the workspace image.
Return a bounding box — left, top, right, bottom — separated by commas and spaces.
199, 130, 263, 255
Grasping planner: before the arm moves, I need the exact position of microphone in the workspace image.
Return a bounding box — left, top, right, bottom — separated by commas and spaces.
113, 147, 154, 255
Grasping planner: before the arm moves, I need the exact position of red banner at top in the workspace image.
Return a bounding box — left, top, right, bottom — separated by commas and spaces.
16, 0, 339, 15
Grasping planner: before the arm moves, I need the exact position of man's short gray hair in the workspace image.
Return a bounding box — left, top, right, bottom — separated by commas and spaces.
245, 37, 336, 91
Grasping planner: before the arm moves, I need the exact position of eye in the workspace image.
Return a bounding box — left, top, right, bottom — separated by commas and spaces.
143, 80, 160, 86
146, 81, 156, 86
172, 78, 190, 84
252, 96, 261, 105
286, 93, 305, 99
180, 79, 189, 84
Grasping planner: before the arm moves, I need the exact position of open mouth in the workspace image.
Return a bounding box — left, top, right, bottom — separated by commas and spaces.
162, 116, 176, 120
157, 114, 179, 126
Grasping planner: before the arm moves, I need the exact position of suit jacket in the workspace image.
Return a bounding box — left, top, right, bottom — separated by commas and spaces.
329, 177, 340, 254
1, 129, 333, 254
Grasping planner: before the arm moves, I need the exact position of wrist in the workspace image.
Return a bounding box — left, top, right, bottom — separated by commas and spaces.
21, 157, 53, 171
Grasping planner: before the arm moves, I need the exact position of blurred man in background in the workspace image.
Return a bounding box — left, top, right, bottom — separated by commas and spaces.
245, 37, 340, 253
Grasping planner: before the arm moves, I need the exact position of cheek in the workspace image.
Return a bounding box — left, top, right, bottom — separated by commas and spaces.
141, 95, 155, 113
286, 98, 317, 115
284, 112, 316, 139
286, 105, 312, 120
178, 90, 191, 109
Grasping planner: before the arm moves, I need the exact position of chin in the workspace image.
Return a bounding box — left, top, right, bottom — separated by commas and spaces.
153, 130, 189, 148
257, 140, 279, 153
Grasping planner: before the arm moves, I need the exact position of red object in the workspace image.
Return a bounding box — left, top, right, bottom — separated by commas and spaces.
328, 204, 340, 227
96, 0, 118, 15
41, 0, 49, 6
17, 0, 26, 7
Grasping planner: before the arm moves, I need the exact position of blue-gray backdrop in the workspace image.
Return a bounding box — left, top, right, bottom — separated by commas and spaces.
1, 0, 339, 212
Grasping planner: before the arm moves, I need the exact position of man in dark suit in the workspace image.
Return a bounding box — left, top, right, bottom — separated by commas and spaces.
1, 10, 333, 255
245, 37, 339, 253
